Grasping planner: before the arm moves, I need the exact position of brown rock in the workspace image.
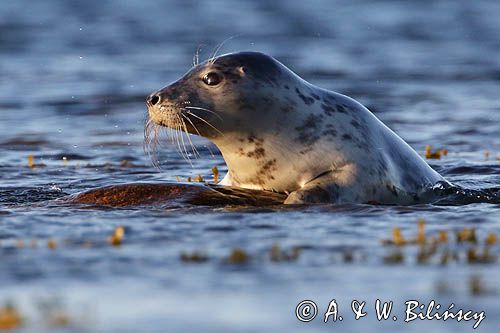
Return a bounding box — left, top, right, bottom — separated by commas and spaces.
65, 183, 285, 208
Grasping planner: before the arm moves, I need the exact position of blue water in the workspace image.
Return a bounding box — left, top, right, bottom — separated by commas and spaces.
1, 0, 500, 332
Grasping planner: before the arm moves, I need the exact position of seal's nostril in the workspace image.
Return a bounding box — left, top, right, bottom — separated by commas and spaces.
147, 94, 160, 106
150, 95, 160, 106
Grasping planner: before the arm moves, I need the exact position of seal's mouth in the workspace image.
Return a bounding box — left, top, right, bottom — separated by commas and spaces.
147, 99, 223, 136
144, 97, 223, 166
147, 102, 183, 129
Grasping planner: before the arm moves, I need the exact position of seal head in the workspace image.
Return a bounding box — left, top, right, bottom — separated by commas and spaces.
147, 52, 290, 138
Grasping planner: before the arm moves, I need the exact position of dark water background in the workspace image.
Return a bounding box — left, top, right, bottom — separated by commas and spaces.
1, 0, 500, 332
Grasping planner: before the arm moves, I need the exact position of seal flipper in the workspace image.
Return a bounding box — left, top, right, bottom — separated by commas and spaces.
284, 185, 333, 204
284, 173, 340, 204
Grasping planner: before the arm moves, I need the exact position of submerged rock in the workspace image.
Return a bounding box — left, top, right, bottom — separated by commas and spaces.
66, 183, 285, 208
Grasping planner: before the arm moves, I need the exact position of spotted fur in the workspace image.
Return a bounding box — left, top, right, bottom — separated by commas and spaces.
146, 51, 447, 204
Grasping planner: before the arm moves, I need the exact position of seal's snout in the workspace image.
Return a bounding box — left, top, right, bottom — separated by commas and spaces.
146, 93, 161, 107
145, 89, 184, 130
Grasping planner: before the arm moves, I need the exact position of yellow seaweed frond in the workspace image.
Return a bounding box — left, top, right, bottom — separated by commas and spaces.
108, 226, 125, 246
425, 145, 448, 159
0, 303, 24, 330
211, 166, 219, 184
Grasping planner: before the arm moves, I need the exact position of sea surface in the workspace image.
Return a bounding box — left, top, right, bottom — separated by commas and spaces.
1, 0, 500, 332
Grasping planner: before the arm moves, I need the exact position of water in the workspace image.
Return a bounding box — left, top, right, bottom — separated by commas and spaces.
1, 0, 500, 332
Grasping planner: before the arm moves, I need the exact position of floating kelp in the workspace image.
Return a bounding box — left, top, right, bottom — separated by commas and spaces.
180, 251, 209, 263
425, 145, 448, 159
108, 226, 125, 246
381, 220, 498, 265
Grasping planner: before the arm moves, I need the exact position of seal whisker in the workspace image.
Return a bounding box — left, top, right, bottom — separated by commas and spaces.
185, 111, 225, 136
209, 35, 240, 64
172, 124, 184, 160
166, 125, 173, 144
178, 114, 200, 158
185, 106, 223, 121
181, 113, 216, 158
143, 118, 152, 154
192, 44, 205, 67
176, 115, 192, 162
173, 121, 186, 161
143, 120, 151, 161
174, 116, 192, 165
148, 121, 160, 169
145, 130, 155, 164
192, 51, 198, 67
159, 126, 170, 147
145, 124, 156, 163
144, 119, 154, 160
170, 126, 176, 145
154, 124, 162, 168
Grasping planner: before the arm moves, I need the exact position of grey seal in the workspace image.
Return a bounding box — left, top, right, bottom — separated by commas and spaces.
146, 51, 446, 204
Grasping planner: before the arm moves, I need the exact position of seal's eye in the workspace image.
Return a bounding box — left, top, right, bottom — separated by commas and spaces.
202, 72, 222, 86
